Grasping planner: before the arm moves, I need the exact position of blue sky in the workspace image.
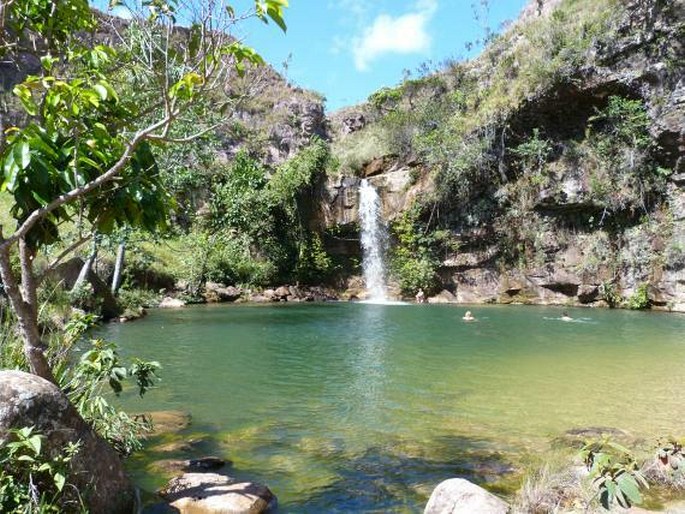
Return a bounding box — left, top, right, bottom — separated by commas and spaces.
95, 0, 528, 112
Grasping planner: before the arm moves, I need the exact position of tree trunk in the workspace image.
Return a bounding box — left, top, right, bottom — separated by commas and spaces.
72, 240, 98, 294
0, 241, 57, 384
111, 242, 125, 295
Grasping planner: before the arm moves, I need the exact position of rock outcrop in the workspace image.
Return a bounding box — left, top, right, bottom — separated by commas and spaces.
424, 478, 509, 514
158, 472, 277, 514
320, 0, 685, 311
0, 370, 135, 514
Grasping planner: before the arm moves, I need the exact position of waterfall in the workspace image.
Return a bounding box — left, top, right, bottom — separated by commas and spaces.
359, 179, 388, 302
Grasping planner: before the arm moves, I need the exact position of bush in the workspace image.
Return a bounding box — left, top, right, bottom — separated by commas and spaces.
0, 427, 81, 513
389, 208, 440, 295
626, 283, 650, 310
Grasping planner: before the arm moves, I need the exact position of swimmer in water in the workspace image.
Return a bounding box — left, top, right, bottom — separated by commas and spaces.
560, 312, 573, 322
463, 310, 475, 321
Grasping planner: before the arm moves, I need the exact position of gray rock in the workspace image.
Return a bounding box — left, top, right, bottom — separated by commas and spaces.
159, 472, 277, 514
424, 478, 509, 514
159, 296, 186, 308
0, 371, 135, 514
428, 290, 458, 304
205, 282, 242, 303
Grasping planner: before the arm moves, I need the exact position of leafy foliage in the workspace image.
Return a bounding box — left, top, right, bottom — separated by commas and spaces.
0, 427, 81, 513
389, 207, 440, 295
192, 138, 334, 287
626, 283, 651, 310
580, 439, 649, 509
62, 337, 160, 456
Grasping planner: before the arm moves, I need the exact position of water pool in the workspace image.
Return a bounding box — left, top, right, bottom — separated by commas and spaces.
101, 303, 685, 512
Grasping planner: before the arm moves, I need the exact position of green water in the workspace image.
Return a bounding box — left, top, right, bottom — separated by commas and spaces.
102, 303, 685, 512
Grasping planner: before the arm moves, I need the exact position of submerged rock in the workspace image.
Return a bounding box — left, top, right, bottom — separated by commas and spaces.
144, 410, 192, 435
150, 456, 229, 475
0, 370, 135, 514
424, 478, 509, 514
158, 472, 277, 513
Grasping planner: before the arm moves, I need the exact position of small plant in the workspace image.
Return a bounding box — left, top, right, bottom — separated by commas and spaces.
0, 426, 81, 513
598, 281, 621, 308
61, 339, 160, 455
627, 283, 651, 310
580, 438, 649, 510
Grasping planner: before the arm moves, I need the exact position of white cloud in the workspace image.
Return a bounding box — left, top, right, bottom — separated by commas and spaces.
109, 5, 132, 20
352, 0, 437, 71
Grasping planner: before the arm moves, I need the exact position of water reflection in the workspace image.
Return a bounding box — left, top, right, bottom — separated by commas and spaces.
346, 305, 394, 431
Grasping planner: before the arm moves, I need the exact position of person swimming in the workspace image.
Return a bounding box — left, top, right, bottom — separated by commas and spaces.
462, 310, 475, 321
560, 312, 573, 322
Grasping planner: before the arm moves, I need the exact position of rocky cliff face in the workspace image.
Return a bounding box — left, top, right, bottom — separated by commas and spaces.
320, 0, 685, 310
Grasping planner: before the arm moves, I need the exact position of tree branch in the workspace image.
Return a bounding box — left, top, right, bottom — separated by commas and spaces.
0, 114, 173, 254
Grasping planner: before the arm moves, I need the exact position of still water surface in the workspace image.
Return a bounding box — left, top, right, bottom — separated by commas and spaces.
101, 303, 685, 512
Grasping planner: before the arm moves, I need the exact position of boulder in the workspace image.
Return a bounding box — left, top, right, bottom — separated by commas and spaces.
274, 286, 290, 300
424, 478, 509, 514
159, 472, 277, 514
159, 296, 186, 308
577, 284, 599, 304
0, 371, 135, 514
205, 282, 242, 303
428, 290, 458, 304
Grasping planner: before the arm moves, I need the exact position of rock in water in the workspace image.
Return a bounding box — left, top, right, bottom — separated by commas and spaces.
0, 370, 135, 514
424, 478, 509, 514
159, 472, 277, 513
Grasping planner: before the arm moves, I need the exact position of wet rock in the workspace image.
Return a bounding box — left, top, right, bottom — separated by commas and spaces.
424, 478, 509, 514
552, 426, 633, 449
144, 410, 192, 436
0, 371, 135, 514
159, 472, 277, 514
152, 437, 209, 454
159, 296, 185, 308
151, 456, 228, 475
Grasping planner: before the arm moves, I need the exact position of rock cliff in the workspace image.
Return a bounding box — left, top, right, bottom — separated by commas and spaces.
320, 0, 685, 310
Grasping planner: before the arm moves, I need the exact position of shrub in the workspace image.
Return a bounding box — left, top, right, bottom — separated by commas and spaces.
580, 439, 649, 510
0, 427, 81, 513
626, 283, 650, 310
389, 208, 440, 295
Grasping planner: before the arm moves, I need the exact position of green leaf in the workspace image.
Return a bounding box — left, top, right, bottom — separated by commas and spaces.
616, 473, 642, 505
93, 83, 108, 101
53, 472, 66, 492
15, 140, 31, 170
26, 434, 42, 456
266, 4, 287, 32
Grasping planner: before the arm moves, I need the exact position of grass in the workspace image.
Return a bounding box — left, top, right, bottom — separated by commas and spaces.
0, 191, 16, 233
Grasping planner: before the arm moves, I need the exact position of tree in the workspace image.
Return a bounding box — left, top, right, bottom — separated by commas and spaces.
0, 0, 288, 383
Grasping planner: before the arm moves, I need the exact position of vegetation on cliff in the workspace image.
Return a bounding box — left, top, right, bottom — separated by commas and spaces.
329, 0, 683, 307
